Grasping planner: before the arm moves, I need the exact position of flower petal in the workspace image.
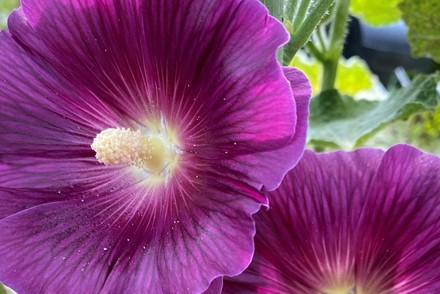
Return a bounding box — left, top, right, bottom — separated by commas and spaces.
0, 31, 107, 160
203, 277, 223, 294
0, 30, 124, 195
235, 149, 384, 293
356, 145, 440, 293
224, 145, 440, 293
227, 67, 311, 191
0, 171, 260, 293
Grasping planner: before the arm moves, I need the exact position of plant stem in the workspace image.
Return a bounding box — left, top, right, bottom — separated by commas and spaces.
291, 0, 312, 32
288, 0, 335, 61
321, 0, 350, 91
317, 25, 328, 51
321, 60, 339, 90
306, 42, 326, 62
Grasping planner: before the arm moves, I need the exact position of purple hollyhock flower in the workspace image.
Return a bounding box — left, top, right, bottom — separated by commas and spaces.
0, 0, 311, 293
223, 145, 440, 293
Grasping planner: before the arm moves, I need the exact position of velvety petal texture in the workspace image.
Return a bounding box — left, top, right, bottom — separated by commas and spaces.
0, 0, 311, 293
223, 145, 440, 294
233, 67, 311, 191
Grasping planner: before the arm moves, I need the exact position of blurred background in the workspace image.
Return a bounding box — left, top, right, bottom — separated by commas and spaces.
343, 17, 440, 154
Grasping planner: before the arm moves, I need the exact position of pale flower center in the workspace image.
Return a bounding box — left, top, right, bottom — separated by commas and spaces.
323, 286, 356, 294
322, 285, 367, 294
91, 127, 178, 177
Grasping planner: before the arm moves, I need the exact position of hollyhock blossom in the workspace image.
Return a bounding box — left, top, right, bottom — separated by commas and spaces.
224, 145, 440, 294
0, 0, 311, 293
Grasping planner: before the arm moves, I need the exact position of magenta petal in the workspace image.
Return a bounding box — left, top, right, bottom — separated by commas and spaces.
356, 145, 440, 293
228, 67, 311, 191
0, 199, 120, 294
224, 145, 440, 293
0, 31, 106, 160
203, 277, 224, 294
0, 176, 260, 293
1, 144, 264, 293
0, 188, 64, 219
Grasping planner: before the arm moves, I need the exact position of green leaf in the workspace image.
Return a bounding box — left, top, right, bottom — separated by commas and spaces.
335, 57, 374, 96
364, 105, 440, 155
308, 73, 440, 149
350, 0, 401, 26
399, 0, 440, 63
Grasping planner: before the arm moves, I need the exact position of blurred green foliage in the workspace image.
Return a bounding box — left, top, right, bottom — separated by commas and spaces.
399, 0, 440, 63
350, 0, 401, 25
290, 52, 375, 96
0, 0, 18, 28
365, 106, 440, 155
423, 106, 440, 138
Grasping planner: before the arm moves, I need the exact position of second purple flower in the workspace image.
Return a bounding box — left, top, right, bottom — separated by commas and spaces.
224, 145, 440, 293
